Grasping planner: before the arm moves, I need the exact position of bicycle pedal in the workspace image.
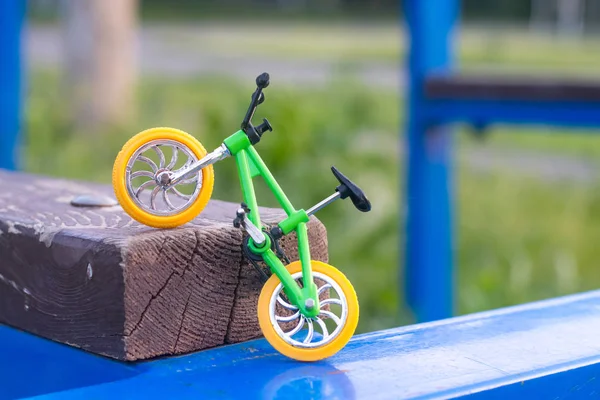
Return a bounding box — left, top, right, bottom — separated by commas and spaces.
233, 215, 243, 228
240, 202, 251, 213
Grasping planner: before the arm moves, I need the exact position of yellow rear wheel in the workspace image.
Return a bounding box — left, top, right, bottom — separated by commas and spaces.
257, 261, 359, 362
112, 127, 214, 228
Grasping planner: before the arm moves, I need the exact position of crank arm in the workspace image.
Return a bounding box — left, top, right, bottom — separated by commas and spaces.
234, 204, 266, 246
168, 144, 230, 187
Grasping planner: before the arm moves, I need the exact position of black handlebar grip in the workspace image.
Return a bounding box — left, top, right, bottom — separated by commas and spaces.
256, 72, 270, 89
256, 118, 272, 135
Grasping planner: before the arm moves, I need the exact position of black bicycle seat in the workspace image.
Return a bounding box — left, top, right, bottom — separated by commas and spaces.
331, 166, 371, 212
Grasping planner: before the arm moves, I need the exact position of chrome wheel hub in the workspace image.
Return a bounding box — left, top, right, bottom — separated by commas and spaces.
125, 139, 203, 216
268, 271, 348, 349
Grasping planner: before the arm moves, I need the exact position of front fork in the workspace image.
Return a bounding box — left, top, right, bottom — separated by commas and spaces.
263, 247, 319, 318
184, 143, 320, 317
236, 207, 319, 318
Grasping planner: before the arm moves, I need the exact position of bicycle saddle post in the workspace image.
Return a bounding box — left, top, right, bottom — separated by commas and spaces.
306, 166, 372, 217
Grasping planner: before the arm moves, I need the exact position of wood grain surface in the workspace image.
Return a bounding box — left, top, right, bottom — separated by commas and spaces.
0, 170, 328, 361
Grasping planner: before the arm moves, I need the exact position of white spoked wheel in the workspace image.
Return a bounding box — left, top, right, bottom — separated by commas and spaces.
125, 139, 202, 216
257, 261, 359, 362
112, 127, 214, 228
270, 271, 347, 348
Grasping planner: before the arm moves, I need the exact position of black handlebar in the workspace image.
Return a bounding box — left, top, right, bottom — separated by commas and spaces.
241, 73, 272, 145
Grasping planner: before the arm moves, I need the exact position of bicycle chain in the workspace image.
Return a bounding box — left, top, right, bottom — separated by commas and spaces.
242, 229, 290, 284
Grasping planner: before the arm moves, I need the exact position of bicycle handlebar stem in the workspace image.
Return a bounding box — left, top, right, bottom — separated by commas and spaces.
241, 73, 271, 144
241, 89, 262, 131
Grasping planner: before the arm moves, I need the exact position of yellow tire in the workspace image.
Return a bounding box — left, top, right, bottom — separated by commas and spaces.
257, 261, 359, 362
112, 127, 214, 228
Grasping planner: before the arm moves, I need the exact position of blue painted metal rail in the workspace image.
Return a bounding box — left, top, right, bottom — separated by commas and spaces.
424, 75, 600, 128
0, 0, 24, 170
404, 0, 457, 324
404, 0, 600, 323
3, 290, 600, 399
425, 98, 600, 128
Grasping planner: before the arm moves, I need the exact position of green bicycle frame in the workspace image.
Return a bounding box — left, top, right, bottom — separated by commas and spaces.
223, 130, 319, 318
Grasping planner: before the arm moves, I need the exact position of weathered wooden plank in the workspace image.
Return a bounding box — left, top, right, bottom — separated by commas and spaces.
0, 170, 328, 361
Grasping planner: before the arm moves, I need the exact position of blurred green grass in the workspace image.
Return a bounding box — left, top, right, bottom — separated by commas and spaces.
23, 70, 600, 334
459, 125, 600, 158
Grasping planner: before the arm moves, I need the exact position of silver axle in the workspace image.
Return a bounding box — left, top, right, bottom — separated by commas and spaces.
168, 144, 230, 187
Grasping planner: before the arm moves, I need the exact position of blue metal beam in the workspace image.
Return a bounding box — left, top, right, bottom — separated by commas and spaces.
5, 290, 600, 399
0, 0, 24, 170
403, 0, 458, 323
426, 98, 600, 129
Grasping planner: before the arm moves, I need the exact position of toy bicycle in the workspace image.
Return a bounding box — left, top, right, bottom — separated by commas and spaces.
112, 73, 371, 362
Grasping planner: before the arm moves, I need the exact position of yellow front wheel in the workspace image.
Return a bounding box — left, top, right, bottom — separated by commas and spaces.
257, 261, 359, 362
112, 127, 214, 228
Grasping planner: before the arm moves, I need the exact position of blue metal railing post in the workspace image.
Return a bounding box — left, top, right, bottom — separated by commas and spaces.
403, 0, 458, 322
0, 0, 24, 170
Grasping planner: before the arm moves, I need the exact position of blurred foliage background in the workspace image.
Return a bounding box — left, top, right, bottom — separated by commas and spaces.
22, 0, 600, 333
